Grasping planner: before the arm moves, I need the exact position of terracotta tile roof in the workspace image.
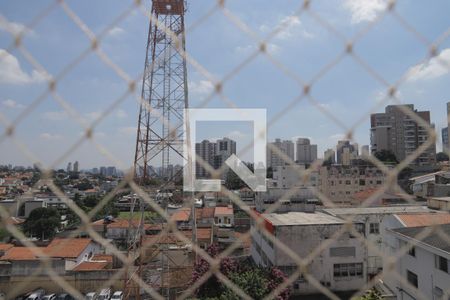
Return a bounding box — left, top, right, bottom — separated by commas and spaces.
0, 247, 40, 260
396, 213, 450, 227
0, 244, 14, 252
196, 228, 212, 240
214, 206, 233, 216
45, 238, 92, 258
171, 208, 191, 222
195, 207, 215, 219
72, 261, 108, 271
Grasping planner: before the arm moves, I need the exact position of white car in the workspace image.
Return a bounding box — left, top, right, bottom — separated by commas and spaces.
110, 291, 123, 300
97, 289, 110, 300
84, 293, 97, 300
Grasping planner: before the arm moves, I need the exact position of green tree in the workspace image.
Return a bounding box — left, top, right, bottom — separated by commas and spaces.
23, 207, 60, 240
437, 151, 449, 162
374, 150, 398, 164
83, 195, 99, 208
353, 288, 382, 300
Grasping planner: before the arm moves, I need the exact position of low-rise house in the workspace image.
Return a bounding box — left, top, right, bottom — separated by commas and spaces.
92, 218, 154, 241
170, 208, 191, 229
385, 224, 450, 300
214, 206, 234, 227
45, 238, 102, 270
410, 171, 450, 198
0, 238, 101, 275
195, 207, 215, 228
251, 211, 367, 295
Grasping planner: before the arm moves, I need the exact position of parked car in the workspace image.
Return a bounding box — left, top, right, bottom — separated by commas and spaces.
110, 291, 123, 300
56, 294, 74, 300
42, 295, 56, 300
26, 289, 45, 300
84, 292, 97, 300
97, 289, 110, 300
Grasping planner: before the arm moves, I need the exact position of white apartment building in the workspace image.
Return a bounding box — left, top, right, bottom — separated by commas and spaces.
384, 224, 450, 300
319, 165, 387, 205
322, 206, 435, 278
251, 212, 367, 295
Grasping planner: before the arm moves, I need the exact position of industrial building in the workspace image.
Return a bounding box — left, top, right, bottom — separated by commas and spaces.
251, 211, 367, 295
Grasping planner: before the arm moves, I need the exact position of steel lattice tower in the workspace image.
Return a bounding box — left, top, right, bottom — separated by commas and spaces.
134, 0, 188, 183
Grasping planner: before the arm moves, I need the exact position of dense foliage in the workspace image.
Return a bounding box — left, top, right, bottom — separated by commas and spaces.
374, 150, 398, 164
23, 207, 61, 240
436, 151, 449, 162
191, 244, 291, 299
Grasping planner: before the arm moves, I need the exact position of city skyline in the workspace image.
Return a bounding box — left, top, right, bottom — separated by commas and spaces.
1, 1, 450, 169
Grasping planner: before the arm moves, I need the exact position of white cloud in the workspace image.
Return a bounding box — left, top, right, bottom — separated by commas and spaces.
227, 130, 247, 139
42, 111, 68, 121
406, 48, 450, 82
189, 80, 214, 97
272, 15, 313, 40
108, 26, 125, 38
40, 133, 62, 140
116, 109, 128, 119
0, 49, 49, 85
343, 0, 387, 24
118, 126, 137, 136
2, 99, 25, 109
0, 16, 35, 37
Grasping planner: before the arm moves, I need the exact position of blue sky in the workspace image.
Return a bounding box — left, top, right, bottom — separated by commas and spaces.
1, 0, 449, 169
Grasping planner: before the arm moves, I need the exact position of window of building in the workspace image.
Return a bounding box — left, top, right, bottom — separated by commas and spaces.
359, 179, 366, 186
345, 180, 351, 185
408, 246, 415, 257
435, 255, 449, 273
376, 180, 382, 184
333, 263, 363, 278
369, 223, 379, 234
407, 270, 418, 288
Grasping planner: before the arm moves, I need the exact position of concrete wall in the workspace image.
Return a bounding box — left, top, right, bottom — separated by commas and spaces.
428, 198, 450, 211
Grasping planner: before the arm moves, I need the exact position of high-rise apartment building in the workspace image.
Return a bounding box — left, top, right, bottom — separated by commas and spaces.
267, 138, 295, 168
447, 102, 450, 151
370, 104, 436, 165
442, 127, 449, 152
296, 138, 317, 164
73, 161, 79, 173
195, 138, 236, 178
195, 140, 216, 178
66, 162, 72, 173
324, 148, 336, 164
336, 140, 358, 165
